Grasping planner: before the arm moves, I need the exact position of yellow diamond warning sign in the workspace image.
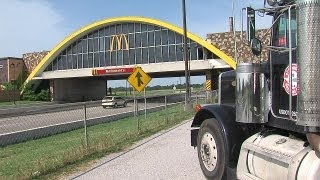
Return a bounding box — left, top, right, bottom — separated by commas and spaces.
127, 67, 152, 92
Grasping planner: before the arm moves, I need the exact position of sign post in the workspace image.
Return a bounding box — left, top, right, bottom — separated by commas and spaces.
128, 67, 152, 129
133, 88, 136, 116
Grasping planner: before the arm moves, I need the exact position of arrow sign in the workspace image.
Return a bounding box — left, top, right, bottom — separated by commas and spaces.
127, 67, 152, 92
136, 72, 144, 87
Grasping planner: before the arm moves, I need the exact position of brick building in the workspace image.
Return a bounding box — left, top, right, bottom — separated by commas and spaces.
0, 57, 25, 85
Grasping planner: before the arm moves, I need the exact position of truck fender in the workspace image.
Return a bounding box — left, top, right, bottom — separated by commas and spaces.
191, 104, 251, 166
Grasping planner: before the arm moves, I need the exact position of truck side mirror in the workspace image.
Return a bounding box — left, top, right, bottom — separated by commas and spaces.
246, 7, 256, 42
251, 38, 262, 56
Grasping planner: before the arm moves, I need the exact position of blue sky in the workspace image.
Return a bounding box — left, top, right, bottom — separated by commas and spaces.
0, 0, 270, 87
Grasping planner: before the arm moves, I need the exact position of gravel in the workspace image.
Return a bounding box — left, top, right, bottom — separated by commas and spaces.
70, 120, 205, 180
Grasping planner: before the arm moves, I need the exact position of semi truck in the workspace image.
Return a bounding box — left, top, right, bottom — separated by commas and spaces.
190, 0, 320, 179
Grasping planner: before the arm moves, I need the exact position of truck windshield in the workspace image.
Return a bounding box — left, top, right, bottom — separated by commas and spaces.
273, 9, 297, 47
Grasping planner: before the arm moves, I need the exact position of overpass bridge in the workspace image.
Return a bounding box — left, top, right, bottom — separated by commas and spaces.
25, 16, 235, 102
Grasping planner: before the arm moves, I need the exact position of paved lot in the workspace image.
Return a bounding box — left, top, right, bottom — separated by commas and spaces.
70, 120, 205, 180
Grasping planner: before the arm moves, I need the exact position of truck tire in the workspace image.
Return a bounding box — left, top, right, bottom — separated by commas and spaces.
197, 118, 227, 180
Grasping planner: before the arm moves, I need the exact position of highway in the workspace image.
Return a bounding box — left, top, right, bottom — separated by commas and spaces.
0, 102, 163, 135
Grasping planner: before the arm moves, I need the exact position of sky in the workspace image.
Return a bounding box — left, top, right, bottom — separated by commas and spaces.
0, 0, 271, 87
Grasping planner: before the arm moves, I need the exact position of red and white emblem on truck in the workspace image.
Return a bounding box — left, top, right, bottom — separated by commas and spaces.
283, 63, 299, 96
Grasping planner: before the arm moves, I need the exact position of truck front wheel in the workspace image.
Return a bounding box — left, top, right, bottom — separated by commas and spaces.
197, 119, 227, 179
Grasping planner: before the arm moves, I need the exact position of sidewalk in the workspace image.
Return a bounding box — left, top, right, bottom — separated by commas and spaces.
69, 120, 205, 180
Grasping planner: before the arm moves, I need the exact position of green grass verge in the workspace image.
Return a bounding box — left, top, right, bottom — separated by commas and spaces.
0, 104, 195, 179
0, 101, 49, 108
113, 88, 203, 98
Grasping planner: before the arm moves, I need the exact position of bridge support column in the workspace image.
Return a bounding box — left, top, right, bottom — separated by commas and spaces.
53, 78, 106, 102
49, 79, 54, 102
205, 70, 219, 103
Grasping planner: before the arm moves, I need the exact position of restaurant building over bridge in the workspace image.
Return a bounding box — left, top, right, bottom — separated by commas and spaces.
1, 16, 270, 102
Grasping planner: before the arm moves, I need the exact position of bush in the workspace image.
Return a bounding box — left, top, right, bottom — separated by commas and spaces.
22, 85, 49, 101
2, 83, 15, 91
22, 89, 38, 101
36, 89, 50, 101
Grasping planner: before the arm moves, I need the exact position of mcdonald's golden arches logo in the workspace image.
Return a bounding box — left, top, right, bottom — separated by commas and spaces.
110, 34, 129, 52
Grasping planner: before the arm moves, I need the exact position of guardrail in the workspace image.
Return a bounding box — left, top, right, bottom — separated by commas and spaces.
0, 101, 100, 118
0, 93, 185, 118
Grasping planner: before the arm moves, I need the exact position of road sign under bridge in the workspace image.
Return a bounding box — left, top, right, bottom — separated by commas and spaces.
127, 67, 152, 92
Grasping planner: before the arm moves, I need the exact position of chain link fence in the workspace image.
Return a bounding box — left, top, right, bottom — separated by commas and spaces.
0, 94, 197, 179
193, 90, 218, 104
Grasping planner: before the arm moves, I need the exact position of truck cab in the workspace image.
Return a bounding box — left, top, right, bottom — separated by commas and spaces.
191, 0, 320, 179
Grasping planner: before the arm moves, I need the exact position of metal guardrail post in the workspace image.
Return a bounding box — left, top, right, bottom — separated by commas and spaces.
137, 100, 140, 131
83, 104, 88, 149
165, 96, 168, 124
196, 92, 199, 104
205, 90, 208, 103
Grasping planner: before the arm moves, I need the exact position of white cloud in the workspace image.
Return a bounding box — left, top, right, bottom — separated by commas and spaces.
0, 0, 70, 57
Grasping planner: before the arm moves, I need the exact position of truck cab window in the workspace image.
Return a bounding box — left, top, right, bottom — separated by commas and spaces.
273, 10, 297, 47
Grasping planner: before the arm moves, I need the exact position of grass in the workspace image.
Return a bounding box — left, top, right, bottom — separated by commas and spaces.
0, 104, 195, 179
114, 88, 203, 98
114, 89, 181, 98
0, 100, 49, 108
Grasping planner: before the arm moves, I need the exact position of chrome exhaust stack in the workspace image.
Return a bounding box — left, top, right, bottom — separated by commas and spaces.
297, 0, 320, 151
297, 0, 320, 131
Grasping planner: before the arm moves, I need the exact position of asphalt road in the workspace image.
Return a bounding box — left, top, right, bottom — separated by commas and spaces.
70, 120, 205, 180
0, 102, 163, 134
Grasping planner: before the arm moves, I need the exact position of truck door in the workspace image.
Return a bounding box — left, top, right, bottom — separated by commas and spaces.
271, 9, 298, 119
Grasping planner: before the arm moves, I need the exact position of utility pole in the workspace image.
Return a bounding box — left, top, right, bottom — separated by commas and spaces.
182, 0, 192, 111
10, 62, 16, 105
232, 0, 237, 62
126, 80, 128, 96
180, 77, 182, 93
